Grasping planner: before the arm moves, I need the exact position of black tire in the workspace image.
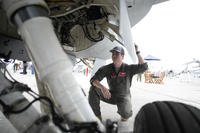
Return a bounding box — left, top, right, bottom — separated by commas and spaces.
134, 101, 200, 133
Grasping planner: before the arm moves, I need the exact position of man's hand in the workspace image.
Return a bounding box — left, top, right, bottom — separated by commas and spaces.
92, 80, 111, 99
135, 44, 138, 51
100, 86, 111, 99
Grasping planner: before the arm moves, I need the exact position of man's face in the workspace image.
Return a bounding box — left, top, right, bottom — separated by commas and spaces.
112, 51, 124, 65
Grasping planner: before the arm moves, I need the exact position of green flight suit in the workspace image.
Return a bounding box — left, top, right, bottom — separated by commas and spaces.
89, 62, 148, 119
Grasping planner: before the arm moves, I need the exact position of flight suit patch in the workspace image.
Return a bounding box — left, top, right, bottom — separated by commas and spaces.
119, 72, 126, 77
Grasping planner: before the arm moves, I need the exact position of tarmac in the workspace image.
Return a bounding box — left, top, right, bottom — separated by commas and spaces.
75, 73, 200, 132
8, 68, 200, 133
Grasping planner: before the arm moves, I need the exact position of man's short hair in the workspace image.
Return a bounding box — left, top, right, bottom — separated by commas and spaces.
110, 46, 125, 55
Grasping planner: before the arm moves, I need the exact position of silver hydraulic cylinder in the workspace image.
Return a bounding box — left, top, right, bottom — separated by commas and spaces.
0, 111, 19, 133
1, 0, 104, 131
0, 66, 39, 133
0, 65, 61, 133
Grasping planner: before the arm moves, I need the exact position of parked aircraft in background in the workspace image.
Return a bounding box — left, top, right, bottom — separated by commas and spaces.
2, 0, 199, 133
172, 58, 200, 79
184, 59, 200, 73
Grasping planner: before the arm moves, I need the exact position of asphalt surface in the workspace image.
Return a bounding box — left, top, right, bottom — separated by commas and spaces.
9, 68, 200, 133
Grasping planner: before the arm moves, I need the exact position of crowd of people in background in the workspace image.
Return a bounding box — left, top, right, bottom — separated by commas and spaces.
13, 61, 35, 75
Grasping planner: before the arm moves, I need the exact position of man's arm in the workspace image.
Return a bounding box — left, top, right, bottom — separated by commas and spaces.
129, 44, 148, 74
137, 53, 145, 64
135, 44, 145, 64
92, 79, 111, 99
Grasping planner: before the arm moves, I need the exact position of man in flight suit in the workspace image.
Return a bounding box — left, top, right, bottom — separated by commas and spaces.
88, 45, 148, 121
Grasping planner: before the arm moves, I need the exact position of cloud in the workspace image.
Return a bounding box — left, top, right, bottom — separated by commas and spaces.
131, 0, 200, 69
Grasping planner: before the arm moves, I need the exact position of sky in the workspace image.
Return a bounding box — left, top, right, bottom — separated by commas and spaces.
131, 0, 200, 70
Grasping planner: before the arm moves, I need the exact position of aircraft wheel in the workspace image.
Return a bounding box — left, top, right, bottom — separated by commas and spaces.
134, 101, 200, 133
